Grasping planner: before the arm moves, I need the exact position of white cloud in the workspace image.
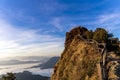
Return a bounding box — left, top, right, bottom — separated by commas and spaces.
0, 8, 35, 24
0, 18, 64, 58
96, 13, 120, 31
50, 17, 63, 30
37, 1, 67, 15
49, 17, 74, 31
98, 13, 120, 24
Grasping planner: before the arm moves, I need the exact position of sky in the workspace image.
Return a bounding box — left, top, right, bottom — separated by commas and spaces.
0, 0, 120, 58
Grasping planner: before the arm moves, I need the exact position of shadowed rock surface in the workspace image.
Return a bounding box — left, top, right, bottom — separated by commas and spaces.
107, 52, 120, 80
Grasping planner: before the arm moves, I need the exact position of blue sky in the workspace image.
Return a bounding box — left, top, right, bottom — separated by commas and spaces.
0, 0, 120, 58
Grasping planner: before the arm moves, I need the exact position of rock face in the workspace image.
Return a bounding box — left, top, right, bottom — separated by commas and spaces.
107, 52, 120, 80
51, 27, 101, 80
51, 26, 120, 80
65, 27, 88, 48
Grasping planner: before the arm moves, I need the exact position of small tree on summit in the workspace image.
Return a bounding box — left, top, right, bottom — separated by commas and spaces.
93, 28, 108, 43
86, 30, 93, 39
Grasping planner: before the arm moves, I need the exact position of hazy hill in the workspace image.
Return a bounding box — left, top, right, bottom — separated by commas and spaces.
0, 71, 49, 80
31, 56, 59, 69
15, 71, 49, 80
39, 56, 59, 69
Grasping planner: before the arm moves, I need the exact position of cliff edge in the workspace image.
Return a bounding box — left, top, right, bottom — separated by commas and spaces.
51, 27, 101, 80
51, 26, 120, 80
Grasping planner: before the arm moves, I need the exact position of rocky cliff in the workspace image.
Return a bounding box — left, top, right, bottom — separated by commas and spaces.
51, 27, 101, 80
50, 26, 120, 80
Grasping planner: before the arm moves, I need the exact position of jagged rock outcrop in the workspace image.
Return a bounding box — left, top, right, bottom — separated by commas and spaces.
50, 26, 120, 80
51, 27, 101, 80
65, 27, 88, 48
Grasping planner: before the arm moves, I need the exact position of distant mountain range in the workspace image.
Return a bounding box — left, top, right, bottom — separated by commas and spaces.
15, 71, 49, 80
30, 56, 60, 69
0, 71, 49, 80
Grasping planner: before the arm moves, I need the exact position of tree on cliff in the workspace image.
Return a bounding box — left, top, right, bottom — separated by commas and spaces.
93, 28, 108, 42
86, 30, 93, 39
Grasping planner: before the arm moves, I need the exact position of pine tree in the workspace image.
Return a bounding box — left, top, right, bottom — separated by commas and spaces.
1, 73, 16, 80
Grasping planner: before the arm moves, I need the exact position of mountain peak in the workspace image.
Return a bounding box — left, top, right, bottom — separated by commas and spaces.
65, 26, 88, 48
51, 26, 120, 80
